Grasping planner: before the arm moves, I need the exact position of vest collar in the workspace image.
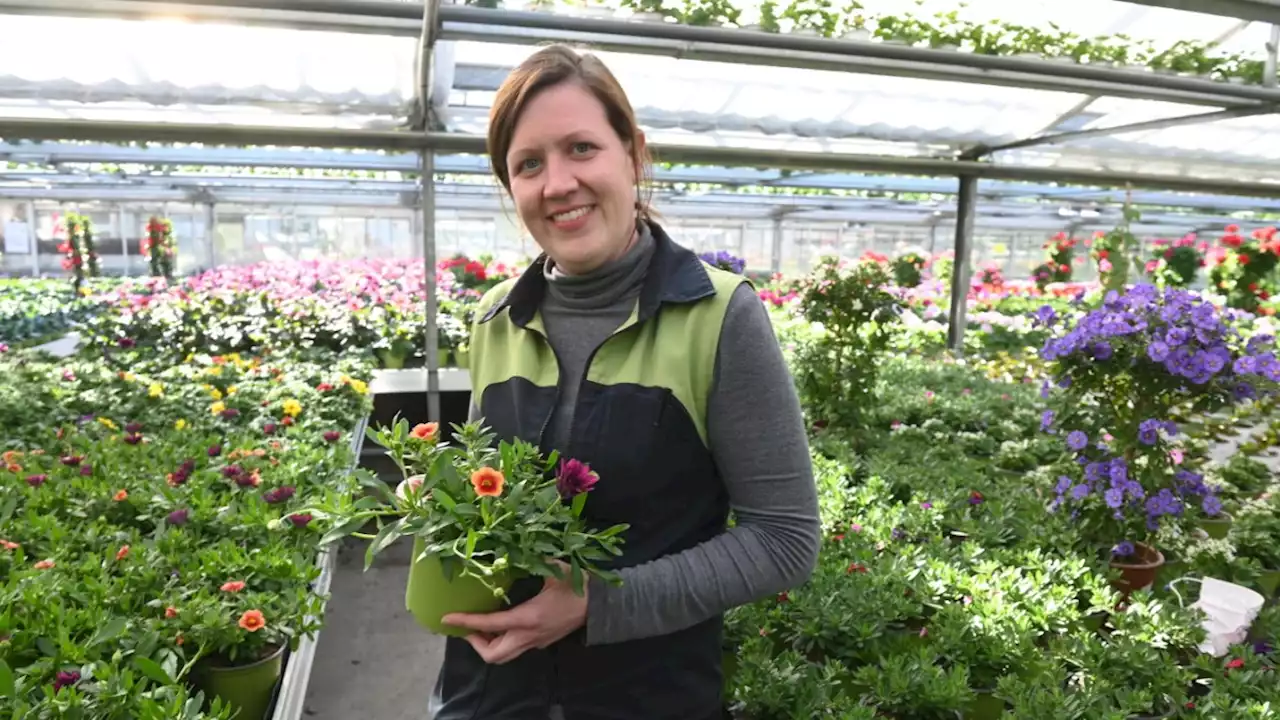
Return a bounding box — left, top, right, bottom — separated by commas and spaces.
479, 220, 716, 328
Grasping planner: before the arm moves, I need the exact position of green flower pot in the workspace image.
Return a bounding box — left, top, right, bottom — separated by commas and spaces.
405, 536, 513, 637
376, 349, 407, 370
193, 644, 285, 720
965, 690, 1005, 720
437, 348, 451, 369
1259, 569, 1280, 598
1200, 514, 1233, 539
453, 349, 469, 370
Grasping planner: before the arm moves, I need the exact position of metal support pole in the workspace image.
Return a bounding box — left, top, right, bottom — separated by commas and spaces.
947, 175, 978, 353
417, 0, 441, 423
117, 205, 128, 276
770, 215, 783, 274
1267, 25, 1280, 88
26, 200, 38, 277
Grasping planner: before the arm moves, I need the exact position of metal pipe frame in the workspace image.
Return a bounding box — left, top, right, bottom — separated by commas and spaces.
947, 175, 978, 353
417, 0, 441, 424
5, 0, 1280, 107
1112, 0, 1280, 23
3, 119, 1280, 199
963, 105, 1280, 159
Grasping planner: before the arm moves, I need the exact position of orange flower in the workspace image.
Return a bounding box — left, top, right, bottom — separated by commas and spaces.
33, 559, 55, 570
2, 450, 21, 465
411, 422, 439, 442
470, 467, 505, 497
175, 633, 184, 646
165, 606, 178, 619
238, 609, 266, 632
221, 580, 246, 593
113, 489, 128, 501
5, 463, 19, 474
115, 545, 130, 561
1, 540, 18, 550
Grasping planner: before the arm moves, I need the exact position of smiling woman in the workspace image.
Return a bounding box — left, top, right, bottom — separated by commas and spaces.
426, 44, 823, 720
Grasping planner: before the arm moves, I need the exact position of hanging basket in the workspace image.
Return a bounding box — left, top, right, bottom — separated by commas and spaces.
1109, 542, 1165, 596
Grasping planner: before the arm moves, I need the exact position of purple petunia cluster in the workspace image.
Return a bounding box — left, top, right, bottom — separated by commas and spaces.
1036, 284, 1270, 536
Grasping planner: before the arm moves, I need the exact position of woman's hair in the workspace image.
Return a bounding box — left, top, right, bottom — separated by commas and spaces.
487, 44, 654, 219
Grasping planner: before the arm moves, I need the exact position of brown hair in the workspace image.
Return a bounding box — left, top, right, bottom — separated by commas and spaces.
487, 44, 654, 219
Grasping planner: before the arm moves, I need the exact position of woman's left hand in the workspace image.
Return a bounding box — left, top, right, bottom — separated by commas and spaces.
441, 563, 589, 665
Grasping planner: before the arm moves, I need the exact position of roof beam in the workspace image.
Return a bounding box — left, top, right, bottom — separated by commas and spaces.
3, 118, 1280, 199
1111, 0, 1280, 23
6, 0, 1280, 107
962, 105, 1280, 159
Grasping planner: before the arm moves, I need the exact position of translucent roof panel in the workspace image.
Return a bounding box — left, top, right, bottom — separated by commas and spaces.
445, 40, 1092, 157
0, 14, 416, 128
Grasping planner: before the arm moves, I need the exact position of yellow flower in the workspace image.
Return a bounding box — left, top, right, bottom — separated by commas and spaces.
226, 386, 238, 396
348, 379, 368, 395
206, 366, 223, 377
282, 399, 302, 418
79, 286, 91, 296
207, 386, 223, 400
120, 371, 136, 382
148, 383, 164, 398
97, 417, 119, 431
210, 401, 226, 416
174, 419, 187, 430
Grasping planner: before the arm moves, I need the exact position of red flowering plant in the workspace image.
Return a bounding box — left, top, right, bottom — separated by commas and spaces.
1031, 232, 1077, 290
1145, 233, 1207, 289
300, 418, 628, 601
141, 216, 177, 282
1207, 224, 1280, 313
58, 213, 100, 293
438, 254, 514, 299
891, 251, 928, 288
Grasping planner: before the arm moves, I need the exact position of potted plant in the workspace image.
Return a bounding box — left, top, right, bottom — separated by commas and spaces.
304, 418, 628, 636
1034, 284, 1279, 595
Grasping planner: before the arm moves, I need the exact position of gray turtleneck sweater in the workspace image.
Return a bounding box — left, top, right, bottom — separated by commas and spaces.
473, 224, 820, 646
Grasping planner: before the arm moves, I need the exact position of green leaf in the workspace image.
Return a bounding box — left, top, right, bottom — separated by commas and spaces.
365, 517, 407, 570
465, 530, 479, 558
571, 562, 584, 595
434, 488, 457, 511
319, 516, 369, 546
134, 657, 175, 686
88, 617, 128, 647
571, 491, 588, 518
36, 637, 57, 657
595, 523, 629, 539
0, 659, 13, 698
452, 503, 479, 517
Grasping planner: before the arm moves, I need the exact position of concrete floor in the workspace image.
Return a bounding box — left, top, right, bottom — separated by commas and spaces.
302, 536, 444, 719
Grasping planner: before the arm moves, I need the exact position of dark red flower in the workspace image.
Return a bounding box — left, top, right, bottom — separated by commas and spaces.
555, 458, 599, 498
26, 474, 48, 488
288, 512, 313, 528
53, 670, 80, 693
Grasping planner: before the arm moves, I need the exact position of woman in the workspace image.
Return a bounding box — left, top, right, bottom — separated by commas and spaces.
430, 44, 821, 720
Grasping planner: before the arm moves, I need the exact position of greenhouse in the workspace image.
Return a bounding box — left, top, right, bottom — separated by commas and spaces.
5, 0, 1280, 718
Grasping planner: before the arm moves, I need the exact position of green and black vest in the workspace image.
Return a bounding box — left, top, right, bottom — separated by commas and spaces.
460, 222, 747, 719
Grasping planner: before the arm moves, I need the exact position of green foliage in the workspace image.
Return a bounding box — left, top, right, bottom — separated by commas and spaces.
791, 256, 902, 433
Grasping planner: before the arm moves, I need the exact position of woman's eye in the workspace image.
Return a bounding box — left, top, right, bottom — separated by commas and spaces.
518, 157, 540, 173
572, 142, 593, 154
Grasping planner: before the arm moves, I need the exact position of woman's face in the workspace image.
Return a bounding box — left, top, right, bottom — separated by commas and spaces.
505, 81, 641, 276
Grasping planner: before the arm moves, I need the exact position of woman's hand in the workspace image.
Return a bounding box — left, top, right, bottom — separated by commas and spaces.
441, 563, 589, 665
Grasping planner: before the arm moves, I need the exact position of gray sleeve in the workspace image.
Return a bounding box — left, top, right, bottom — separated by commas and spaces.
584, 282, 822, 645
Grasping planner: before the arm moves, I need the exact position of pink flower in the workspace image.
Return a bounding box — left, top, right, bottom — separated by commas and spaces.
1170, 448, 1184, 465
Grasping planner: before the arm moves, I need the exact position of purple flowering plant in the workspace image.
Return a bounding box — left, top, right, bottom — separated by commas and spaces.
303, 418, 628, 600
1033, 284, 1279, 551
699, 250, 747, 275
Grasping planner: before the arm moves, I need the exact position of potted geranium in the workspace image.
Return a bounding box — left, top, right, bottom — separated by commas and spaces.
305, 418, 627, 636
1034, 284, 1278, 594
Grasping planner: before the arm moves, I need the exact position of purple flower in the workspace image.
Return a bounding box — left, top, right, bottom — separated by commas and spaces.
220, 408, 240, 420
1112, 541, 1135, 558
1202, 495, 1223, 517
1032, 305, 1057, 328
555, 458, 599, 499
1147, 341, 1170, 362
207, 445, 221, 458
53, 670, 80, 692
1254, 640, 1273, 655
1040, 410, 1056, 432
263, 486, 296, 504
1071, 484, 1090, 500
920, 501, 933, 509
1138, 419, 1163, 446
79, 464, 93, 476
1066, 431, 1088, 451
167, 508, 189, 526
26, 474, 48, 488
125, 422, 143, 433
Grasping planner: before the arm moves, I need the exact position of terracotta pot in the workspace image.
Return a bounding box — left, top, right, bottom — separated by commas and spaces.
1109, 542, 1165, 596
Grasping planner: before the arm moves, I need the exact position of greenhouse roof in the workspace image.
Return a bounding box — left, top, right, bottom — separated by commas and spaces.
2, 0, 1280, 193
